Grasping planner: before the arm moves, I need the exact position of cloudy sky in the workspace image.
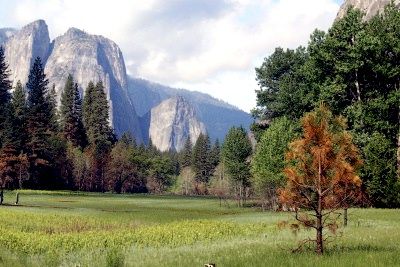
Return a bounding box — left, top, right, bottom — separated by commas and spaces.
0, 0, 343, 112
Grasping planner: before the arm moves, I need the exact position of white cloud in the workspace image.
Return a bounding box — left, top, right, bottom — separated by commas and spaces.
0, 0, 341, 112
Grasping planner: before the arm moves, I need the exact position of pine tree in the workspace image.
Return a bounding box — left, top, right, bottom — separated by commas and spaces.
0, 46, 12, 149
0, 46, 11, 105
83, 81, 113, 145
210, 138, 221, 169
180, 136, 192, 168
191, 133, 213, 194
82, 81, 114, 191
11, 81, 28, 152
46, 84, 60, 133
25, 57, 51, 188
60, 74, 86, 148
279, 103, 362, 254
222, 126, 252, 206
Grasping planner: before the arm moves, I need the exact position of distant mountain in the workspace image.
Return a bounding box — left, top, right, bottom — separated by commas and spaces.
1, 20, 253, 150
144, 95, 207, 151
128, 78, 253, 143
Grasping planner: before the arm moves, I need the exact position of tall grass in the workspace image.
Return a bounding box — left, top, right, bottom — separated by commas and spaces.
0, 191, 398, 266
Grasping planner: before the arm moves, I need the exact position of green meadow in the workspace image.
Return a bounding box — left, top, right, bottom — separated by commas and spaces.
0, 191, 399, 267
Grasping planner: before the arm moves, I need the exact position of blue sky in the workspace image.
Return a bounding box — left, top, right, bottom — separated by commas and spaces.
0, 0, 343, 112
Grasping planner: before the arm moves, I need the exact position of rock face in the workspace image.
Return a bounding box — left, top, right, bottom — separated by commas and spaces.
129, 77, 253, 144
336, 0, 400, 20
146, 96, 206, 152
44, 27, 142, 141
2, 19, 254, 151
1, 20, 142, 142
3, 20, 50, 87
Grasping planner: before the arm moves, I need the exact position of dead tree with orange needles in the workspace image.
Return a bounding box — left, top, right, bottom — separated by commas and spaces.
278, 103, 362, 254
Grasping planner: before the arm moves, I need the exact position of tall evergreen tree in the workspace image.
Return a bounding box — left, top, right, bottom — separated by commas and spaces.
0, 46, 12, 149
191, 133, 213, 194
222, 126, 252, 207
11, 81, 28, 152
82, 81, 114, 191
83, 81, 113, 145
179, 136, 193, 168
60, 74, 86, 148
25, 57, 52, 188
210, 138, 221, 169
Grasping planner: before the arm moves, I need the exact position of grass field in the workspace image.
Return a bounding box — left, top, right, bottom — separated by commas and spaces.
0, 190, 399, 266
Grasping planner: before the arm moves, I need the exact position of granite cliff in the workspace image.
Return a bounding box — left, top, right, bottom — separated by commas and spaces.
128, 78, 253, 144
142, 96, 206, 152
336, 0, 400, 20
1, 20, 142, 142
1, 19, 253, 151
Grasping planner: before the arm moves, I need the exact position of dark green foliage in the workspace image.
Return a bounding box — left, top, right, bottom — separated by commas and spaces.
362, 133, 400, 208
11, 81, 28, 153
253, 5, 400, 207
83, 81, 114, 146
60, 74, 87, 148
147, 155, 174, 193
252, 46, 313, 122
210, 138, 221, 169
251, 117, 300, 209
191, 133, 216, 194
222, 126, 252, 206
179, 136, 192, 168
25, 57, 53, 188
0, 46, 12, 149
0, 46, 11, 105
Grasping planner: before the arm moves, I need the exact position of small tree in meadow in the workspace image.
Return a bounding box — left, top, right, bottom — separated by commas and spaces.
278, 103, 362, 254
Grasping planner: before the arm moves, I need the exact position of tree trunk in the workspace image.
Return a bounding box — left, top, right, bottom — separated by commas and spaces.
397, 102, 400, 179
316, 154, 324, 254
343, 208, 348, 227
316, 198, 324, 254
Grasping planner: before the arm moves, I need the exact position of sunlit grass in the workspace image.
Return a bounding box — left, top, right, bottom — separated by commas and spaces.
0, 191, 399, 266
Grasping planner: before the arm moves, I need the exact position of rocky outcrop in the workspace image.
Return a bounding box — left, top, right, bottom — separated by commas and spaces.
2, 19, 253, 149
2, 21, 142, 142
129, 77, 253, 144
44, 28, 142, 141
3, 20, 50, 87
146, 96, 206, 152
336, 0, 400, 20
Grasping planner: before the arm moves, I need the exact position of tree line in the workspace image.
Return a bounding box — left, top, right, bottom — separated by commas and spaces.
0, 4, 399, 210
0, 53, 240, 195
251, 4, 400, 208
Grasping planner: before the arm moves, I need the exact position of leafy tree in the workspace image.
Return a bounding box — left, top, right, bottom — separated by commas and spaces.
251, 117, 300, 210
106, 139, 137, 193
222, 126, 252, 206
279, 103, 362, 254
308, 6, 400, 207
147, 155, 174, 193
362, 133, 399, 207
252, 46, 312, 121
